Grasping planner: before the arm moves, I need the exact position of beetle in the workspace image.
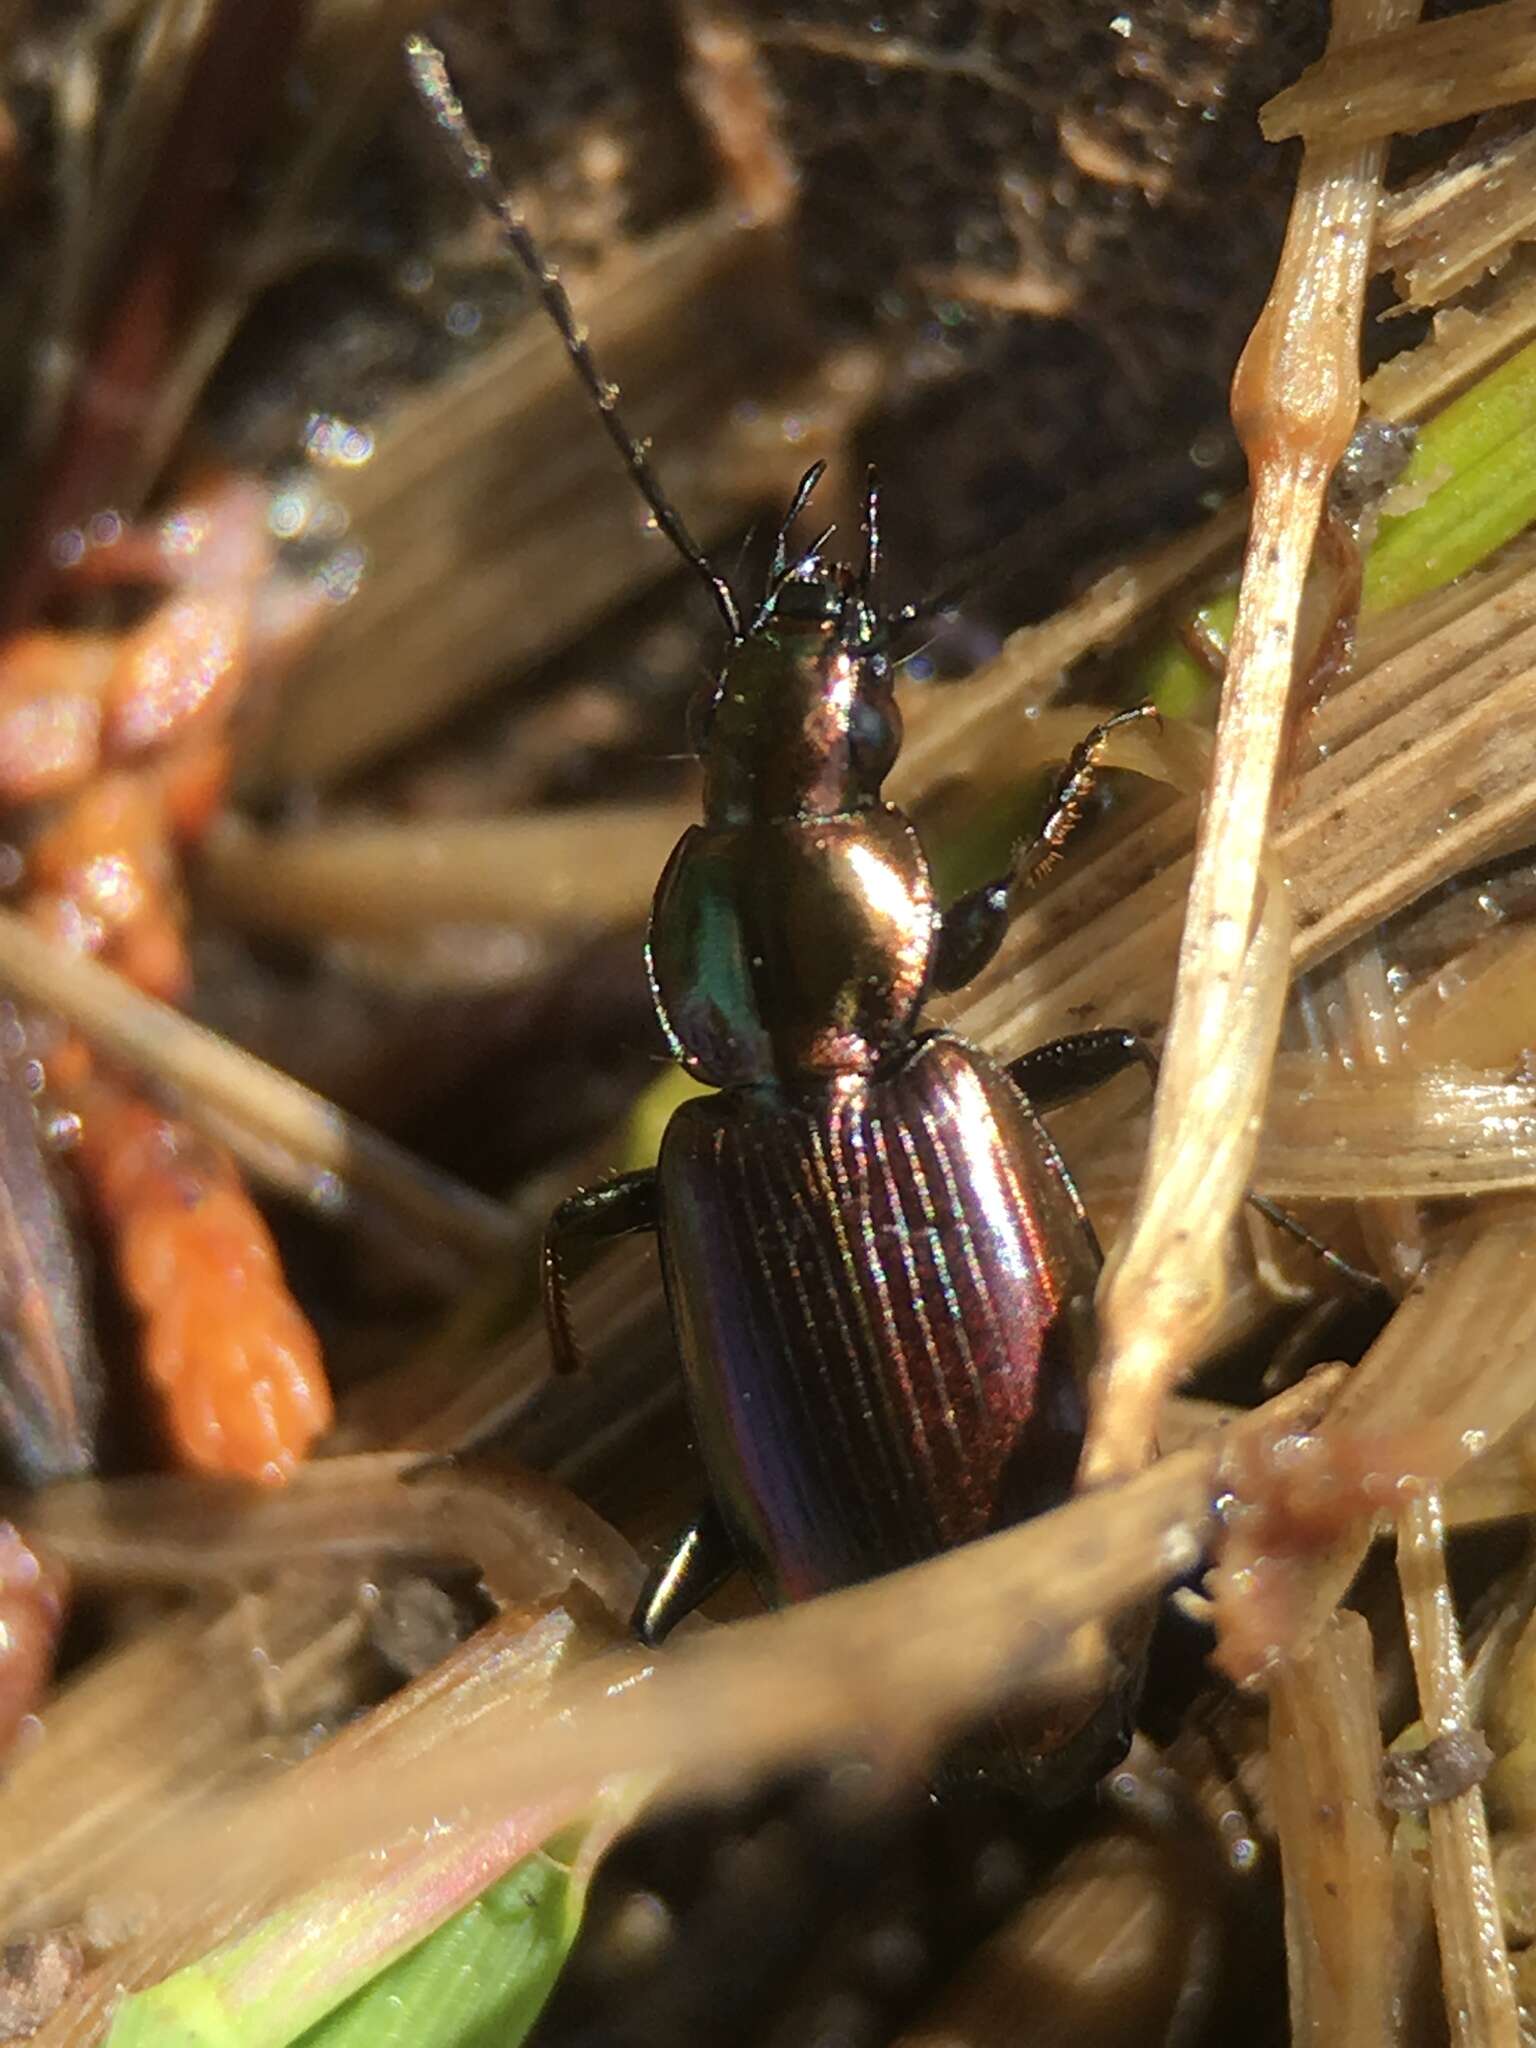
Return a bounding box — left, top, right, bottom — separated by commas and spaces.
555, 553, 1160, 1790
406, 36, 1355, 1798
537, 510, 1158, 1794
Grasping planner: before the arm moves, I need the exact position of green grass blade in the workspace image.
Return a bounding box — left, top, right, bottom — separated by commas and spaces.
287, 1850, 578, 2048
1145, 336, 1536, 708
103, 1783, 641, 2048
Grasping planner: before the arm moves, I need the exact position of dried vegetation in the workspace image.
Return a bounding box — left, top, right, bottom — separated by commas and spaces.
3, 2, 1536, 2044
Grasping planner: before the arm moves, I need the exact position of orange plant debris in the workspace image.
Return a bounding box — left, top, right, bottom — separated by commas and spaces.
1, 478, 332, 1484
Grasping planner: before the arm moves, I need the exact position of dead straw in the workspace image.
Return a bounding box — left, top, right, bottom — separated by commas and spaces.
0, 908, 516, 1263
1263, 1, 1536, 145
11, 1373, 1341, 1994
1397, 1490, 1521, 2046
1083, 0, 1419, 1488
1268, 1614, 1397, 2045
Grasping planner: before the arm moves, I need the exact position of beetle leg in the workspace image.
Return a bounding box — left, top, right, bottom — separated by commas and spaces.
633, 1499, 738, 1645
931, 706, 1160, 994
1009, 1030, 1387, 1296
1006, 1027, 1158, 1111
541, 1170, 660, 1375
927, 878, 1010, 997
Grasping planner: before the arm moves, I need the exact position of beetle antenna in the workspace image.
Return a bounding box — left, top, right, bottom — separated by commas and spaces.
766, 460, 827, 588
405, 33, 744, 643
861, 466, 880, 600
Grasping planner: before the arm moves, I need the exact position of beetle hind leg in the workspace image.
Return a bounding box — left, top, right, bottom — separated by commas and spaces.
1007, 1027, 1156, 1111
1009, 1030, 1386, 1297
634, 1499, 739, 1645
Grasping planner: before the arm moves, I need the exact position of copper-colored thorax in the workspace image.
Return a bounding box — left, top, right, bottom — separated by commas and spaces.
649, 598, 936, 1088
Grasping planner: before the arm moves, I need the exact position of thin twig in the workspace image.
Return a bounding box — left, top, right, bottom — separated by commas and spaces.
1397, 1489, 1520, 2048
0, 908, 516, 1263
1268, 1614, 1398, 2046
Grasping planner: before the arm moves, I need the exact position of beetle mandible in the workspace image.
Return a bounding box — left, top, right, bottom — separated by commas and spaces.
410, 36, 1183, 1798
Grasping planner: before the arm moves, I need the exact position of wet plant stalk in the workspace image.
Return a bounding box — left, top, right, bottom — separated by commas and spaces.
1268, 1613, 1397, 2045
1086, 0, 1420, 1487
1397, 1489, 1520, 2047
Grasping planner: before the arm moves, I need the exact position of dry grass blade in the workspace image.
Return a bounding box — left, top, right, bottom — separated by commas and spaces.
1263, 1, 1536, 145
1266, 1205, 1536, 1670
1253, 1060, 1536, 1199
0, 1587, 371, 1931
0, 1453, 647, 1936
202, 801, 694, 943
1065, 1060, 1536, 1205
0, 906, 516, 1264
1396, 1491, 1520, 2046
1379, 123, 1536, 309
25, 1603, 599, 2046
895, 224, 1536, 816
9, 1374, 1342, 1993
0, 1246, 671, 1935
1268, 1613, 1396, 2046
1366, 266, 1536, 420
1295, 938, 1428, 1284
894, 502, 1250, 794
940, 555, 1536, 1074
1083, 0, 1415, 1488
1402, 922, 1536, 1066
10, 1453, 646, 1616
900, 229, 1536, 814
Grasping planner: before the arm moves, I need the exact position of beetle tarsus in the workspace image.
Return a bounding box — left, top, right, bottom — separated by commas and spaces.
634, 1500, 738, 1645
931, 708, 1160, 994
541, 1169, 660, 1375
1018, 704, 1161, 893
1245, 1191, 1388, 1297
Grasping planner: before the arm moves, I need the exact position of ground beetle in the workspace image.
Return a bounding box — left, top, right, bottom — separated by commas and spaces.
408, 37, 1255, 1799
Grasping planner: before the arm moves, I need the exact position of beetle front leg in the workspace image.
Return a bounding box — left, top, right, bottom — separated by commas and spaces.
541, 1170, 660, 1375
1010, 1030, 1386, 1295
931, 706, 1160, 994
634, 1498, 739, 1645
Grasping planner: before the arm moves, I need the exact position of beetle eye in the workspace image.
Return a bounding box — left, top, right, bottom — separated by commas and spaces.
850, 689, 901, 781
